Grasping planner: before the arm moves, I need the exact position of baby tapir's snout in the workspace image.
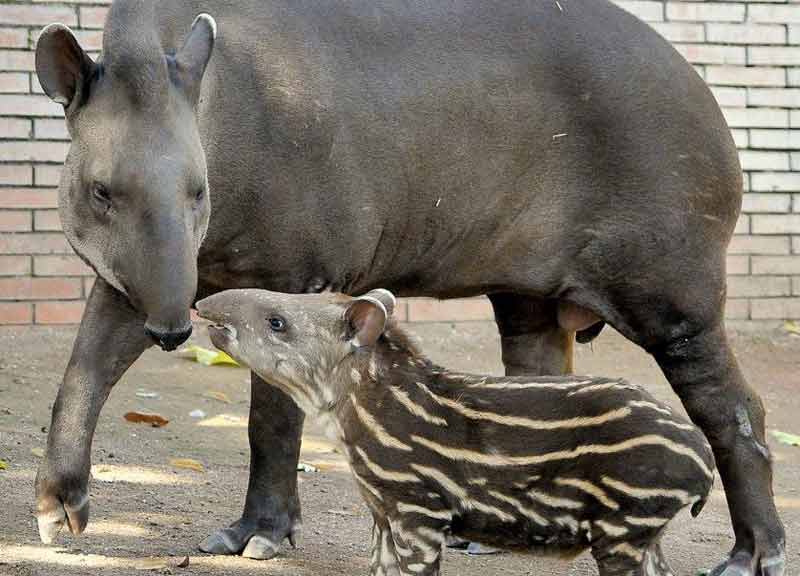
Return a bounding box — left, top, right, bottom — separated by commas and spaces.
199, 288, 715, 576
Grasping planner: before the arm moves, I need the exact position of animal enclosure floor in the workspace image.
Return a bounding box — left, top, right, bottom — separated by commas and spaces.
1, 322, 799, 576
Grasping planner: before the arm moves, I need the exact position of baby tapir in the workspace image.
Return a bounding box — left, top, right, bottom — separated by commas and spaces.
196, 288, 715, 576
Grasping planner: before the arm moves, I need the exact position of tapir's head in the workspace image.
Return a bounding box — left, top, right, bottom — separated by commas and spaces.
196, 289, 397, 414
35, 9, 217, 350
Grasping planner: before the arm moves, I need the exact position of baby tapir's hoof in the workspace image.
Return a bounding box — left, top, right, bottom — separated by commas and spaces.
594, 536, 674, 576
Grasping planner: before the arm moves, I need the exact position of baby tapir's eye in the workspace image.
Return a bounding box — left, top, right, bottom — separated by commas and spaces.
268, 316, 287, 332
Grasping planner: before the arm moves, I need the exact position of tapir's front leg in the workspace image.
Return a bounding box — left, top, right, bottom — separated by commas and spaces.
199, 372, 304, 559
35, 279, 150, 543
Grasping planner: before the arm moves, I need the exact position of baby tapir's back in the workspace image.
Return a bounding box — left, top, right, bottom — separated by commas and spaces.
364, 370, 716, 554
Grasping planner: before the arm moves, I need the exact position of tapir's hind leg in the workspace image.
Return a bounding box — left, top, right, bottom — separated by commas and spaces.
579, 236, 785, 575
199, 372, 304, 559
488, 293, 574, 375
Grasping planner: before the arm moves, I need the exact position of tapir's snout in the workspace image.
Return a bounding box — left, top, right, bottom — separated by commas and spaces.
144, 322, 193, 351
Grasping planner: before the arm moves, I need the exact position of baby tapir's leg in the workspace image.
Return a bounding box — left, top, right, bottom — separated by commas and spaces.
593, 535, 674, 576
370, 520, 401, 576
386, 515, 446, 576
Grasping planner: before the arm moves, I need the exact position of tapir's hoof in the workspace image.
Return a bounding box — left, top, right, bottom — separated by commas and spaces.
464, 542, 502, 555
198, 520, 301, 560
36, 474, 90, 544
199, 529, 243, 555
241, 535, 281, 560
709, 548, 785, 576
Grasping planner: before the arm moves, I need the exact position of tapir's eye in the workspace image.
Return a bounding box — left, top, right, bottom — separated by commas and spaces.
268, 316, 287, 332
194, 187, 205, 202
91, 183, 111, 210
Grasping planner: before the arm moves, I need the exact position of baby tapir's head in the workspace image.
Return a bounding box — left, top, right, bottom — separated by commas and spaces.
196, 288, 397, 414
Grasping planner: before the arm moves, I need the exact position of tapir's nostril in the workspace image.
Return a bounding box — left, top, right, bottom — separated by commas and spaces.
144, 324, 193, 351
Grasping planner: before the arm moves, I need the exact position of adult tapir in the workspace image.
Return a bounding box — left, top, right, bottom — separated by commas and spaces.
34, 0, 783, 574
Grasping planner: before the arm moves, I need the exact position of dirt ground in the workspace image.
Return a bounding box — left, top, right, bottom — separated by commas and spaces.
0, 321, 799, 576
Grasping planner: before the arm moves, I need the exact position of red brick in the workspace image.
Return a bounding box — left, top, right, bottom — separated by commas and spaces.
0, 255, 30, 276
406, 297, 494, 323
0, 188, 58, 209
0, 141, 68, 162
0, 94, 63, 117
0, 301, 32, 324
0, 276, 82, 300
0, 210, 31, 232
0, 72, 29, 93
79, 6, 108, 29
0, 5, 77, 27
33, 254, 91, 276
0, 165, 32, 186
83, 275, 95, 296
33, 209, 61, 231
0, 28, 28, 49
34, 165, 62, 187
35, 300, 84, 324
34, 118, 69, 140
0, 232, 71, 254
0, 50, 35, 72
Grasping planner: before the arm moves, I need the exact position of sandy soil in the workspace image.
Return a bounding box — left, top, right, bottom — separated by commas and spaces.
0, 322, 798, 576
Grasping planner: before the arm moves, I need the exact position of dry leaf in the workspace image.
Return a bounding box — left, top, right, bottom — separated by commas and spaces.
202, 390, 231, 404
170, 458, 205, 472
772, 430, 800, 446
0, 460, 7, 470
31, 447, 44, 458
176, 556, 190, 568
784, 321, 800, 336
124, 412, 169, 427
178, 345, 239, 366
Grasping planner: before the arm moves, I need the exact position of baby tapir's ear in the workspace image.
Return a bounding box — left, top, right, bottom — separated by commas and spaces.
345, 296, 387, 348
362, 289, 396, 317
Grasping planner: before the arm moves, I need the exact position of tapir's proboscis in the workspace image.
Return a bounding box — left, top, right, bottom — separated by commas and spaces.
197, 287, 717, 576
34, 1, 783, 574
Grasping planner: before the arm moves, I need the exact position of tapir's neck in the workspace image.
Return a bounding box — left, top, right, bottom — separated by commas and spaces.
324, 324, 443, 443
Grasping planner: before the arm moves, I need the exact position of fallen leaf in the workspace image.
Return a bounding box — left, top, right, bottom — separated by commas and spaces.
0, 459, 7, 470
124, 412, 169, 428
178, 345, 239, 366
772, 430, 800, 446
785, 321, 800, 336
327, 509, 358, 517
31, 447, 44, 458
170, 458, 205, 472
176, 556, 190, 568
202, 390, 231, 404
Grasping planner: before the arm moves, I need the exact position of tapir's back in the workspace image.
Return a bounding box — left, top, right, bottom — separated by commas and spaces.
144, 0, 739, 297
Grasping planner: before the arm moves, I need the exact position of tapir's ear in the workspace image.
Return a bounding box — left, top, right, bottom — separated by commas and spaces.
362, 289, 397, 317
36, 24, 96, 110
345, 297, 387, 349
175, 14, 216, 105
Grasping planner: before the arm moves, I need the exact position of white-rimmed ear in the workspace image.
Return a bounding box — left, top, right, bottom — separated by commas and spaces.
175, 13, 216, 104
36, 23, 96, 110
345, 296, 387, 348
362, 289, 396, 317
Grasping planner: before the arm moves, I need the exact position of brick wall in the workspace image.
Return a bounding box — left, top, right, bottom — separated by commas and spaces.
1, 1, 800, 325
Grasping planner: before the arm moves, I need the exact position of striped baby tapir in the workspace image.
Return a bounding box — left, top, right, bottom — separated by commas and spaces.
196, 288, 715, 576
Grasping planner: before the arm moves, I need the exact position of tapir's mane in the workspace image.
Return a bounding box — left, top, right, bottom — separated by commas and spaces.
102, 0, 169, 108
379, 319, 424, 359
